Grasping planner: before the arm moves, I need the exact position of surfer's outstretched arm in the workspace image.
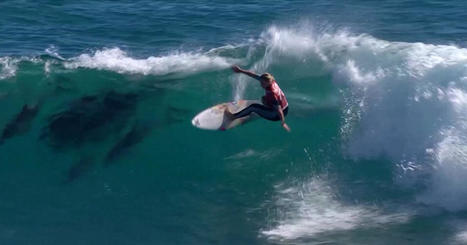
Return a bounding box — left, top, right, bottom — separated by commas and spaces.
232, 65, 261, 81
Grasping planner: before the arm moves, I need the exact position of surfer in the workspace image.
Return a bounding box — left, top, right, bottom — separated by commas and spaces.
226, 65, 290, 132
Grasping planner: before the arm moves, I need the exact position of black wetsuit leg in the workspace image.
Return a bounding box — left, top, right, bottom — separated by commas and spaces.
232, 104, 288, 121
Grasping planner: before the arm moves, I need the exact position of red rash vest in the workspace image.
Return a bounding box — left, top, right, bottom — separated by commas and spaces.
263, 81, 288, 109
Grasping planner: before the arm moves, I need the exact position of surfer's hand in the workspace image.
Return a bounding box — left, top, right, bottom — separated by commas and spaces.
232, 65, 242, 73
282, 122, 291, 132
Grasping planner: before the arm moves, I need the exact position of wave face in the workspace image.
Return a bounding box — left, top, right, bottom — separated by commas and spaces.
2, 1, 467, 244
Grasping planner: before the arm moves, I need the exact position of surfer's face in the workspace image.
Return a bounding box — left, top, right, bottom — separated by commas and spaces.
260, 78, 273, 88
260, 73, 274, 88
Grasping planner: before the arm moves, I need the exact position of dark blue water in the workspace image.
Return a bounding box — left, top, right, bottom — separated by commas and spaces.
2, 1, 467, 244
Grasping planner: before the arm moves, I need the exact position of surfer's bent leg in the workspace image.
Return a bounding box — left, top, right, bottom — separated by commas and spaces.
231, 104, 287, 121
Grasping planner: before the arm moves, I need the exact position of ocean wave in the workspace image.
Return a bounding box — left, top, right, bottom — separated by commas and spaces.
2, 23, 467, 213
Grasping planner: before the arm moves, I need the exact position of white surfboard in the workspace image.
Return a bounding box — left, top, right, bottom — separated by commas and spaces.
192, 100, 259, 130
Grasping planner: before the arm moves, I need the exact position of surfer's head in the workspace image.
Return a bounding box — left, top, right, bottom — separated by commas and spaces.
260, 73, 275, 88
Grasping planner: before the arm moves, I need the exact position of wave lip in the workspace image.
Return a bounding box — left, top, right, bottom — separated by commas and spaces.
64, 47, 237, 76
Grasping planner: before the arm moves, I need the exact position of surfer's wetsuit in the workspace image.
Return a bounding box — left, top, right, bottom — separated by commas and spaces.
231, 80, 288, 121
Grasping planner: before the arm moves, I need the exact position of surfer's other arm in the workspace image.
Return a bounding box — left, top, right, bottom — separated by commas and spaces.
232, 65, 261, 80
276, 104, 291, 132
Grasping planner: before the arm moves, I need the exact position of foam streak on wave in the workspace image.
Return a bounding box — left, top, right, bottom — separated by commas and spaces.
262, 178, 409, 241
64, 48, 237, 76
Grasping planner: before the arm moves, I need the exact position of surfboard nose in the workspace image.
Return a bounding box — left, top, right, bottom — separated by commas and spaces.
192, 118, 200, 126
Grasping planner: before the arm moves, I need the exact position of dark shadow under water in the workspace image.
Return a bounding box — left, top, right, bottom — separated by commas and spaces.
104, 122, 152, 166
38, 86, 193, 183
41, 91, 139, 150
0, 104, 39, 145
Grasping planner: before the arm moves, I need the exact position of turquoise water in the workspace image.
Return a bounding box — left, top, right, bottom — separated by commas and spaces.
2, 1, 467, 244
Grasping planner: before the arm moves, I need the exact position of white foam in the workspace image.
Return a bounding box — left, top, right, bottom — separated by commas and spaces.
339, 59, 386, 85
45, 45, 66, 60
44, 61, 51, 75
64, 47, 237, 76
417, 132, 467, 211
224, 148, 282, 161
326, 35, 467, 211
0, 57, 18, 80
416, 88, 467, 211
262, 178, 409, 241
456, 231, 467, 244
